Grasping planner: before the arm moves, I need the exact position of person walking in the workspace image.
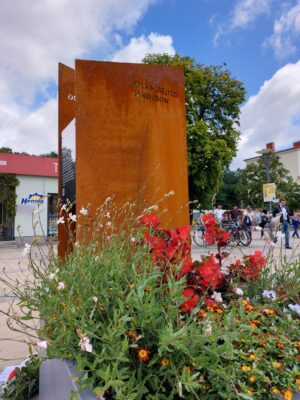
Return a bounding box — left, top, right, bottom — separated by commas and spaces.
242, 206, 253, 240
292, 215, 300, 238
214, 204, 224, 223
257, 209, 268, 238
273, 198, 292, 249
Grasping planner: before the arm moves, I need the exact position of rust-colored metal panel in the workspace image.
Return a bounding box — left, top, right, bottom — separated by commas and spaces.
75, 60, 189, 231
58, 63, 76, 258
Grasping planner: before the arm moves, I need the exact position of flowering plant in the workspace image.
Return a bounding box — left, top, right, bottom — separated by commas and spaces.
1, 206, 300, 399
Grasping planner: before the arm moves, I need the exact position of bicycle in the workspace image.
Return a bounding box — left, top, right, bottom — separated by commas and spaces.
191, 223, 208, 247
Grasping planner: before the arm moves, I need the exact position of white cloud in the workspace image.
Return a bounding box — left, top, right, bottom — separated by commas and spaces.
111, 33, 175, 63
265, 1, 300, 58
213, 0, 272, 45
231, 60, 300, 169
0, 0, 163, 154
231, 0, 272, 29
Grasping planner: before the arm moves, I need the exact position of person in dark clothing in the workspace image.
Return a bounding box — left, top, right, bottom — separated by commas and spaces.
230, 205, 240, 223
258, 209, 268, 238
273, 198, 292, 249
292, 216, 300, 238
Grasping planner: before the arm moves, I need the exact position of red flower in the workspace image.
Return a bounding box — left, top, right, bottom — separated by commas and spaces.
197, 255, 223, 289
138, 213, 160, 228
179, 257, 193, 276
170, 225, 190, 241
243, 251, 266, 279
8, 369, 16, 380
180, 288, 200, 313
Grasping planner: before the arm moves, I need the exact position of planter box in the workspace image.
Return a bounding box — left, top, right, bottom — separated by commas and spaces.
39, 359, 96, 399
39, 359, 300, 400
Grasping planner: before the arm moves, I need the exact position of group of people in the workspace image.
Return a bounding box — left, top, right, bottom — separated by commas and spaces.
213, 198, 300, 250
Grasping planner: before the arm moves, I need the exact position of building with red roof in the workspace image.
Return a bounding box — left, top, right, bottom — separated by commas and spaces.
0, 153, 58, 244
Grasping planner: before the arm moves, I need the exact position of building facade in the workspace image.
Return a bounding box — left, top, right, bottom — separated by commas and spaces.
0, 153, 58, 244
245, 141, 300, 183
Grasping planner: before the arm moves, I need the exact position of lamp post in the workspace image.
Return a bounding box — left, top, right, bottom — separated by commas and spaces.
256, 148, 273, 214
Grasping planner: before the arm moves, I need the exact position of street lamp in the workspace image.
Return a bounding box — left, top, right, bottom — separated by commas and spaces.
256, 148, 273, 214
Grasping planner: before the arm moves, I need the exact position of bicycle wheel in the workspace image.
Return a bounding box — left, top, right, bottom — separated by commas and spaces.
226, 229, 239, 247
192, 228, 207, 247
239, 229, 251, 247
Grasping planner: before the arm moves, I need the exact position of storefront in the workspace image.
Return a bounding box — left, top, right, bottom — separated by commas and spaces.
0, 153, 58, 244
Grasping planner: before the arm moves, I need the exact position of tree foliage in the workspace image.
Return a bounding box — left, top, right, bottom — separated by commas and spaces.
143, 53, 246, 208
216, 168, 242, 209
237, 152, 300, 210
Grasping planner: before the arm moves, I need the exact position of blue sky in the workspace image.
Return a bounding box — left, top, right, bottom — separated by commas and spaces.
1, 0, 300, 169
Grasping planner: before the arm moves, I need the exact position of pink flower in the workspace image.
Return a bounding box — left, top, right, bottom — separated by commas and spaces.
57, 282, 65, 290
79, 336, 93, 353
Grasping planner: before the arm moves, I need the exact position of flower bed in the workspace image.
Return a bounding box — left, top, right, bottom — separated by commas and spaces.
1, 204, 300, 399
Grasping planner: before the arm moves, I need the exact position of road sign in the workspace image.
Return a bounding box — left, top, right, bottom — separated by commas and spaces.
263, 183, 276, 202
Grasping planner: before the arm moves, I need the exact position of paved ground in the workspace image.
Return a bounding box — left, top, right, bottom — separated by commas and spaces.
0, 231, 300, 370
192, 228, 300, 264
0, 245, 52, 370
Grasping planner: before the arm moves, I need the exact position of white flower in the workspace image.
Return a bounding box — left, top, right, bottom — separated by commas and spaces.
233, 288, 244, 296
37, 340, 48, 350
106, 221, 112, 227
49, 273, 56, 280
79, 336, 93, 353
61, 204, 67, 211
106, 212, 110, 218
94, 256, 100, 262
80, 207, 88, 216
211, 291, 223, 303
92, 296, 98, 303
288, 303, 300, 316
130, 237, 136, 244
57, 217, 65, 225
262, 290, 277, 301
22, 243, 31, 256
69, 213, 76, 222
57, 282, 65, 290
204, 321, 212, 336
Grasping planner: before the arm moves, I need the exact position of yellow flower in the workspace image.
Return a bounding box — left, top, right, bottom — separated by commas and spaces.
248, 354, 256, 360
241, 365, 251, 372
283, 388, 293, 400
249, 375, 255, 383
159, 358, 170, 367
137, 348, 150, 362
271, 387, 281, 395
272, 361, 283, 369
247, 387, 254, 395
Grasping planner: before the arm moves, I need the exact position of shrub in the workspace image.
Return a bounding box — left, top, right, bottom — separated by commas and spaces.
1, 206, 300, 399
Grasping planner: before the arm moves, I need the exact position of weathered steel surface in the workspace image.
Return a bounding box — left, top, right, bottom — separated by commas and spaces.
75, 60, 189, 231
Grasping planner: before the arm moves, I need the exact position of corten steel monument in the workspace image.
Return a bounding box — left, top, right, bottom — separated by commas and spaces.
58, 60, 189, 258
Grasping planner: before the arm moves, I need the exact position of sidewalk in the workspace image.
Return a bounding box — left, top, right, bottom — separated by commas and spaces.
0, 245, 52, 370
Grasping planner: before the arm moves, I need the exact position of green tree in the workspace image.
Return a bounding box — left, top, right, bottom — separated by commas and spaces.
0, 147, 13, 153
216, 168, 242, 209
237, 152, 300, 210
143, 53, 246, 208
40, 151, 58, 158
